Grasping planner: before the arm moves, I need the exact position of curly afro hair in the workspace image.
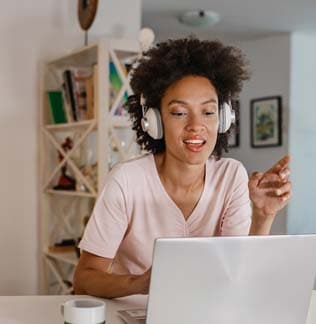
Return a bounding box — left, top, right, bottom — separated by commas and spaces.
126, 37, 250, 158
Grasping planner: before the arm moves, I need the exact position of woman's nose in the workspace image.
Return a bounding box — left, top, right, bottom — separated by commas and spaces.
185, 113, 204, 132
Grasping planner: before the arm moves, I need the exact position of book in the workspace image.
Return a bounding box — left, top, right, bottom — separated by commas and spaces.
47, 90, 67, 124
86, 64, 97, 120
86, 74, 94, 119
62, 70, 78, 121
61, 82, 73, 123
72, 67, 92, 120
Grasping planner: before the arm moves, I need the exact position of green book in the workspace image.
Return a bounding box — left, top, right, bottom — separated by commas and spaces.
47, 90, 67, 124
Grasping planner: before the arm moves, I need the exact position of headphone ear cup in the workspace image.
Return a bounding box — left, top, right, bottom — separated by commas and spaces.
142, 108, 163, 140
218, 102, 235, 133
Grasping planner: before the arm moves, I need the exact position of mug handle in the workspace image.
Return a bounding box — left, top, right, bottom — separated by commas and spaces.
60, 303, 64, 316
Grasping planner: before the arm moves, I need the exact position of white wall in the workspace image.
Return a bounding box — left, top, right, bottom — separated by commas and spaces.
288, 32, 316, 234
227, 35, 291, 234
0, 0, 140, 295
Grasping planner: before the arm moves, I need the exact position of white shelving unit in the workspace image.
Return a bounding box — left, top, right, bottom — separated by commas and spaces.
39, 38, 139, 294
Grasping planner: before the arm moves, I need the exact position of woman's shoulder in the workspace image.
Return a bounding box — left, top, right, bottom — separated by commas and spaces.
207, 156, 248, 176
206, 157, 249, 190
115, 153, 153, 170
209, 156, 244, 168
99, 154, 154, 198
108, 153, 154, 181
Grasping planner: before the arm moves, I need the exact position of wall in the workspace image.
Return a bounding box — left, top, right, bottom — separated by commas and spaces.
0, 0, 140, 295
287, 32, 316, 234
227, 34, 291, 234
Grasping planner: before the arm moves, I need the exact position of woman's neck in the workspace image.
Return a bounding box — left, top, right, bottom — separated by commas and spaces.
154, 153, 206, 192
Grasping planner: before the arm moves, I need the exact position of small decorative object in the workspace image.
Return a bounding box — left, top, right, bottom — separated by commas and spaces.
127, 27, 156, 71
228, 100, 240, 148
138, 28, 155, 53
77, 163, 98, 192
54, 137, 76, 191
250, 96, 282, 148
78, 0, 99, 45
48, 238, 77, 253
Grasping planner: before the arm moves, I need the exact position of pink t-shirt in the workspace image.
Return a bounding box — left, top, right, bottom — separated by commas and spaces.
79, 154, 251, 275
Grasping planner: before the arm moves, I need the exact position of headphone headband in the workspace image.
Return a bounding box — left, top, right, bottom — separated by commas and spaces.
140, 94, 146, 107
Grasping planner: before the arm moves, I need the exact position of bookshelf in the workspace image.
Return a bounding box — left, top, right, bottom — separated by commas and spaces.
39, 38, 140, 294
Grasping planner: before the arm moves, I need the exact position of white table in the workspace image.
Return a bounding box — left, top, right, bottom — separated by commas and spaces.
0, 292, 315, 324
0, 294, 146, 324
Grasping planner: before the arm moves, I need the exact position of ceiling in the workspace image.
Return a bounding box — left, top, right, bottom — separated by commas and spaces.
142, 0, 316, 41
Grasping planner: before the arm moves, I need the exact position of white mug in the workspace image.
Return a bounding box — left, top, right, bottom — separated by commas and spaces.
61, 298, 106, 324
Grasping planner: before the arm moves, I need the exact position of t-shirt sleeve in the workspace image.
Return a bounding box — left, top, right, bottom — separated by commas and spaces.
220, 162, 251, 236
78, 171, 129, 259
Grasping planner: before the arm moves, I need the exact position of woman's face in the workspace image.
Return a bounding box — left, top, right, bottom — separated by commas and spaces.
160, 75, 219, 166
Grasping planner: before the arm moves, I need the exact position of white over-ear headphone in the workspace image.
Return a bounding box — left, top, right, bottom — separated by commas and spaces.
218, 101, 236, 134
140, 94, 164, 140
140, 94, 235, 140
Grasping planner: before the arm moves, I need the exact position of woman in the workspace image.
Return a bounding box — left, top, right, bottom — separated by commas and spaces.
73, 37, 291, 298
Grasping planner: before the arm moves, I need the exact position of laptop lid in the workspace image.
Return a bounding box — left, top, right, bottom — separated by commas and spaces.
146, 235, 316, 324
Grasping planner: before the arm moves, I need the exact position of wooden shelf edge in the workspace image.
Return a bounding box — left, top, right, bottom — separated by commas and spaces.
45, 189, 97, 198
43, 249, 78, 266
47, 43, 98, 65
110, 116, 132, 128
44, 119, 97, 131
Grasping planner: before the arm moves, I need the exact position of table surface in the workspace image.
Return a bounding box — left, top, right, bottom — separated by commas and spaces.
0, 291, 315, 324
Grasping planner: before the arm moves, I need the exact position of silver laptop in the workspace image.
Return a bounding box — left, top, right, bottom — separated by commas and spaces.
119, 235, 316, 324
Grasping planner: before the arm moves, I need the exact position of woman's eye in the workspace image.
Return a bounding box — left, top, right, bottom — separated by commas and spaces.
204, 111, 216, 116
170, 112, 187, 117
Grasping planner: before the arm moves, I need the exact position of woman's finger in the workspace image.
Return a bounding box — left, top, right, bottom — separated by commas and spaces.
278, 167, 290, 180
249, 172, 264, 188
259, 180, 285, 189
266, 155, 290, 174
280, 191, 291, 202
273, 181, 292, 196
258, 173, 281, 187
253, 180, 291, 195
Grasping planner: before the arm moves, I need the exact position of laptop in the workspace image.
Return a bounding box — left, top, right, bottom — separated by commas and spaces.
118, 235, 316, 324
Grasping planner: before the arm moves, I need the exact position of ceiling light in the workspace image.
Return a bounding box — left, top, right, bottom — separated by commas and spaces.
178, 10, 220, 27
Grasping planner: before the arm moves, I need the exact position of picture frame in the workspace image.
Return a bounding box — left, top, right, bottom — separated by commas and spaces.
228, 100, 240, 148
250, 96, 282, 148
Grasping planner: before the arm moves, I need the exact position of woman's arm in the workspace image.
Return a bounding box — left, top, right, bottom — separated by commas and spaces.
248, 156, 292, 235
73, 251, 151, 298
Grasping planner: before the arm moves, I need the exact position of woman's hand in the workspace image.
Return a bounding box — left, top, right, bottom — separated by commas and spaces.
248, 156, 292, 234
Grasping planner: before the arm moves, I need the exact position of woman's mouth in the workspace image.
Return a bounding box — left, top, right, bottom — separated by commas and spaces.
183, 138, 206, 152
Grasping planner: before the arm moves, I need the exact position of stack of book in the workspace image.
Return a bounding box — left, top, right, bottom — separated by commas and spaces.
47, 60, 130, 125
47, 66, 96, 124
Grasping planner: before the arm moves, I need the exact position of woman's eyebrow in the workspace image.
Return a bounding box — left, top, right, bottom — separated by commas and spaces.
167, 99, 188, 106
167, 98, 217, 106
201, 99, 218, 105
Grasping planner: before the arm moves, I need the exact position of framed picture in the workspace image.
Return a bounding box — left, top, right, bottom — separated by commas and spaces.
228, 100, 240, 148
250, 96, 282, 148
